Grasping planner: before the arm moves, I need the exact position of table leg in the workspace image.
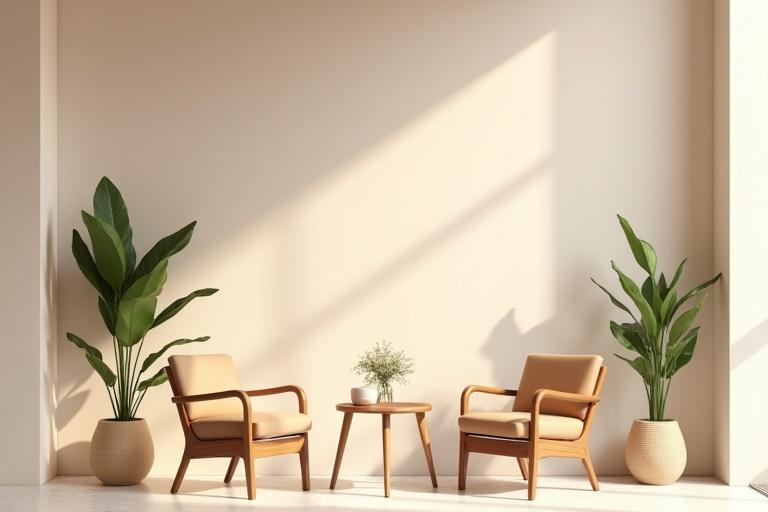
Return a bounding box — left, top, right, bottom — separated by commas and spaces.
330, 412, 353, 490
382, 413, 391, 497
415, 412, 438, 488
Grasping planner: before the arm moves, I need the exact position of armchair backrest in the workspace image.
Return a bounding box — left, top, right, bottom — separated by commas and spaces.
513, 354, 603, 419
168, 354, 241, 420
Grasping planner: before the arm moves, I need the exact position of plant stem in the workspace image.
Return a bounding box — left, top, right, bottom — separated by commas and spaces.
112, 336, 121, 420
130, 389, 147, 418
127, 337, 147, 415
107, 387, 118, 418
127, 344, 134, 418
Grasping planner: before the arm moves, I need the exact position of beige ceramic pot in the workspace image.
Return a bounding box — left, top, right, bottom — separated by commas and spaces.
90, 419, 154, 485
625, 419, 686, 485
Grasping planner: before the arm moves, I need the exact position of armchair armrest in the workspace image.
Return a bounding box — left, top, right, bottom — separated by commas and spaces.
529, 388, 600, 440
172, 389, 253, 440
530, 388, 600, 411
246, 385, 307, 414
461, 385, 517, 415
171, 389, 250, 405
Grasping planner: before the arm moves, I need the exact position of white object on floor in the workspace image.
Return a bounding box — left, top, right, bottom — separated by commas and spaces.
0, 475, 764, 512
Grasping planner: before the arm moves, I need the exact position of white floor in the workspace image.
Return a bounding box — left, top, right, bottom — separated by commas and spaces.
0, 475, 764, 512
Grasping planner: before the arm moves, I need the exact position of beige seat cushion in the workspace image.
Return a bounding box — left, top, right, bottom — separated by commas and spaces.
168, 354, 242, 421
459, 411, 584, 441
191, 411, 312, 440
513, 354, 603, 419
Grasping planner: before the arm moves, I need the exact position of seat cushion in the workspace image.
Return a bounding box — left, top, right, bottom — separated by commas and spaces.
513, 354, 603, 419
458, 411, 584, 441
190, 411, 312, 440
168, 354, 242, 421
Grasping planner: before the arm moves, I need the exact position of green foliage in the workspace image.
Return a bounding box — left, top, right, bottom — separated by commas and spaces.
353, 341, 414, 400
152, 288, 218, 328
593, 215, 720, 420
67, 177, 219, 420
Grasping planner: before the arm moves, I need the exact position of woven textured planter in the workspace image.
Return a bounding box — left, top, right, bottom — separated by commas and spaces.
90, 419, 154, 485
625, 419, 686, 485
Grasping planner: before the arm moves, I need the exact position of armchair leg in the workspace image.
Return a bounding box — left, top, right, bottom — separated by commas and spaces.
244, 450, 256, 500
527, 446, 539, 500
458, 433, 469, 491
170, 455, 190, 494
517, 457, 529, 481
299, 434, 310, 491
582, 453, 599, 491
224, 457, 239, 483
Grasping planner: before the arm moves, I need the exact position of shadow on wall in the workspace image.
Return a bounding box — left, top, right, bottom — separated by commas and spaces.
731, 318, 768, 484
730, 318, 768, 371
57, 0, 715, 478
57, 0, 559, 474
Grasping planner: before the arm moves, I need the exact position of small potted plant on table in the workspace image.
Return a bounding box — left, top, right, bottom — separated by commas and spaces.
353, 341, 414, 402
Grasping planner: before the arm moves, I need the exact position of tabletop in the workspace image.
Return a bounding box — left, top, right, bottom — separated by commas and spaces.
336, 402, 432, 414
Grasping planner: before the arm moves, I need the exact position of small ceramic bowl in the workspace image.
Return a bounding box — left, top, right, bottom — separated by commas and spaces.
351, 386, 378, 405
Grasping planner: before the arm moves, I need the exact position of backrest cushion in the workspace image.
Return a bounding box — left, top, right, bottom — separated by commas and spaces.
168, 354, 241, 421
512, 354, 603, 419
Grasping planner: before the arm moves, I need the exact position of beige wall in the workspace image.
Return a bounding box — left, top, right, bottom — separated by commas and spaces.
0, 0, 58, 485
57, 0, 715, 477
40, 0, 58, 484
721, 0, 768, 486
712, 0, 730, 485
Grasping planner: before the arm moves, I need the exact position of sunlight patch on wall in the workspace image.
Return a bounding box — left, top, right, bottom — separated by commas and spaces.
245, 32, 560, 340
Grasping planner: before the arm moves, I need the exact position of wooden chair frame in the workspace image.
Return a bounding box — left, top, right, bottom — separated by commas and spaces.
458, 366, 606, 500
165, 365, 310, 500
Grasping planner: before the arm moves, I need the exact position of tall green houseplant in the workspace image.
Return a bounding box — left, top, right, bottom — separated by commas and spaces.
592, 215, 720, 421
67, 177, 218, 420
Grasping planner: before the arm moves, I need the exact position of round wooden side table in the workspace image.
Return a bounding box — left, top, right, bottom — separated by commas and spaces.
329, 402, 438, 497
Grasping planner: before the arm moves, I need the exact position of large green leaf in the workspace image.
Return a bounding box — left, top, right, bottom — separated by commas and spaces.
611, 261, 658, 341
81, 211, 126, 290
93, 177, 136, 275
660, 288, 678, 326
152, 288, 219, 328
140, 336, 210, 373
669, 301, 703, 346
98, 297, 116, 335
86, 353, 117, 387
115, 296, 157, 347
66, 332, 103, 359
66, 333, 116, 387
670, 273, 722, 319
131, 221, 196, 285
666, 259, 687, 293
592, 278, 637, 321
124, 259, 168, 300
138, 368, 168, 391
641, 276, 663, 320
665, 328, 699, 377
640, 241, 657, 276
615, 354, 651, 385
658, 273, 669, 300
72, 229, 113, 301
618, 215, 657, 275
610, 321, 648, 358
667, 326, 699, 357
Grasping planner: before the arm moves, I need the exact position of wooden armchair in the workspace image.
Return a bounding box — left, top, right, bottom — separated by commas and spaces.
458, 354, 605, 500
166, 354, 311, 500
